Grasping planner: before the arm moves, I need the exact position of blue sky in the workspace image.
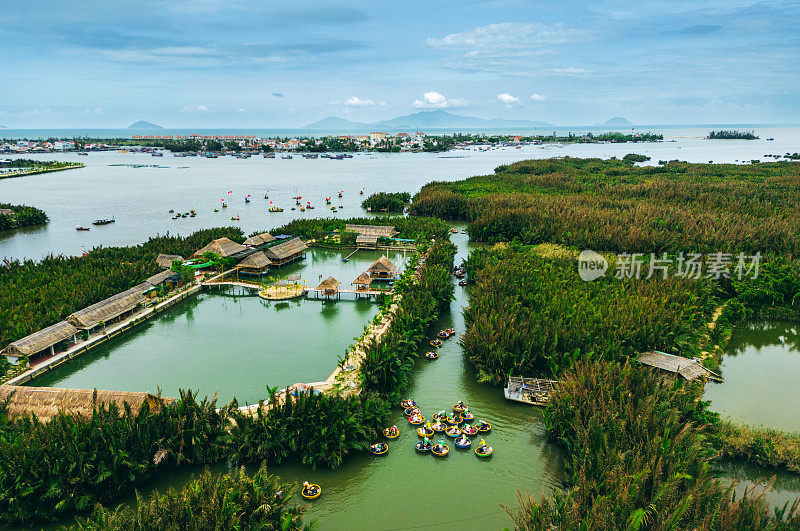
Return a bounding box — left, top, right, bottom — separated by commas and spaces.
1, 0, 798, 127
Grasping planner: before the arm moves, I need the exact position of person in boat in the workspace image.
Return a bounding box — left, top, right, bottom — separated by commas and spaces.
390, 425, 398, 435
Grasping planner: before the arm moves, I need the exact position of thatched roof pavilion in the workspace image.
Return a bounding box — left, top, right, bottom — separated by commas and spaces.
236, 251, 272, 275
243, 232, 277, 247
0, 385, 172, 422
637, 351, 721, 381
287, 273, 302, 283
192, 237, 249, 258
352, 272, 373, 291
345, 224, 398, 238
316, 276, 341, 296
2, 321, 78, 360
264, 237, 308, 265
156, 254, 183, 269
367, 256, 398, 279
356, 234, 379, 248
67, 285, 149, 330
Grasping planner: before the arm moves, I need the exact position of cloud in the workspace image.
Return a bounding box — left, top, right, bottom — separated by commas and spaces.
412, 91, 466, 108
197, 105, 208, 111
497, 93, 520, 104
529, 93, 546, 101
427, 22, 587, 50
180, 105, 211, 113
551, 67, 590, 75
272, 92, 285, 98
344, 96, 376, 107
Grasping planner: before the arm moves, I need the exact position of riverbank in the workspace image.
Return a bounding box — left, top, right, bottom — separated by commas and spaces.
0, 162, 84, 179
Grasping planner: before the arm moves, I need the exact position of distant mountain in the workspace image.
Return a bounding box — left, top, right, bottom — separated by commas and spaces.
0, 125, 7, 129
302, 110, 552, 130
127, 120, 164, 130
303, 116, 365, 129
601, 117, 633, 126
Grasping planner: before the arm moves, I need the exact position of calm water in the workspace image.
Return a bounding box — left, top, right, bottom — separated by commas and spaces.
717, 460, 800, 514
2, 126, 799, 261
704, 321, 800, 432
29, 247, 411, 404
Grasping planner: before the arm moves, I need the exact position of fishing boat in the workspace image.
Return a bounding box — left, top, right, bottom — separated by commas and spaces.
475, 440, 493, 458
222, 203, 228, 208
151, 152, 163, 157
504, 376, 558, 406
400, 399, 416, 409
301, 483, 322, 500
92, 217, 115, 225
370, 443, 388, 456
245, 197, 250, 203
445, 426, 462, 438
383, 426, 400, 439
453, 402, 468, 413
425, 351, 438, 360
431, 441, 449, 457
213, 208, 218, 212
476, 420, 492, 433
462, 425, 478, 437
454, 435, 471, 449
415, 440, 432, 453
269, 207, 284, 213
281, 155, 293, 159
75, 225, 90, 231
77, 152, 88, 156
231, 215, 239, 221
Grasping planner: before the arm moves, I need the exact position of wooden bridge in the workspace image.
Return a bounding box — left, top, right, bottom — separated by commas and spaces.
202, 280, 264, 290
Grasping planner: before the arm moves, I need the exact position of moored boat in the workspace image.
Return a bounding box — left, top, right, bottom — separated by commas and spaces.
92, 217, 115, 225
75, 225, 90, 231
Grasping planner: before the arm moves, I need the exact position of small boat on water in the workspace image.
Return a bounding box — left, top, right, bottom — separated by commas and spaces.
458, 280, 467, 286
400, 399, 416, 409
445, 426, 462, 438
213, 208, 218, 212
415, 440, 432, 453
431, 441, 449, 457
169, 209, 174, 213
443, 415, 460, 426
231, 215, 239, 221
425, 351, 438, 360
461, 411, 474, 422
438, 330, 450, 339
476, 420, 492, 433
75, 225, 90, 231
404, 406, 420, 417
301, 482, 321, 500
221, 203, 228, 208
77, 152, 88, 156
281, 155, 293, 159
431, 421, 446, 433
417, 424, 434, 437
370, 443, 388, 456
408, 414, 425, 425
430, 339, 442, 348
462, 425, 478, 437
383, 426, 400, 439
475, 440, 493, 458
245, 197, 250, 203
269, 207, 284, 212
453, 402, 468, 413
92, 217, 115, 225
151, 152, 163, 157
454, 435, 471, 449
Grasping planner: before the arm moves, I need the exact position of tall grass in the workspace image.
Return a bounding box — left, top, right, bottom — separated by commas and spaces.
509, 361, 800, 529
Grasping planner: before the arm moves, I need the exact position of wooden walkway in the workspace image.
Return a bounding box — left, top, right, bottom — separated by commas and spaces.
202, 280, 263, 290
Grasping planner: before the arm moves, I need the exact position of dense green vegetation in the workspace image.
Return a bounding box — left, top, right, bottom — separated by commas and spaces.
715, 422, 800, 475
0, 227, 244, 348
510, 361, 799, 529
1, 158, 77, 169
411, 157, 800, 254
361, 192, 411, 212
0, 387, 386, 524
461, 247, 715, 382
0, 203, 48, 230
266, 216, 449, 243
359, 240, 456, 400
71, 466, 307, 530
708, 130, 759, 140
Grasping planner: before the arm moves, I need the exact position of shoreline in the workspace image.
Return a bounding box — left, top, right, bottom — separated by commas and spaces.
0, 162, 84, 180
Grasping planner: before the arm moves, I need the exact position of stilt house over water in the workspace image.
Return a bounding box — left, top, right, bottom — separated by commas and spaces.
236, 251, 272, 276
264, 237, 308, 266
243, 232, 277, 249
367, 255, 398, 280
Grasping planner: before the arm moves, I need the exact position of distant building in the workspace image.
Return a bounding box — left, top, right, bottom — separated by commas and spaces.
370, 132, 388, 142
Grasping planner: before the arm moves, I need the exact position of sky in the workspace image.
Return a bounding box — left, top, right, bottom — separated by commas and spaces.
1, 0, 798, 128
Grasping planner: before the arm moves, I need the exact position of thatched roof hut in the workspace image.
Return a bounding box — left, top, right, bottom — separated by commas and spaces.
156, 254, 183, 269
243, 232, 277, 247
265, 237, 308, 265
345, 224, 398, 238
192, 237, 249, 258
287, 273, 302, 283
352, 272, 373, 290
237, 251, 272, 275
316, 276, 341, 295
0, 385, 173, 422
2, 321, 78, 359
356, 234, 379, 248
146, 269, 177, 286
636, 351, 721, 381
67, 285, 149, 329
367, 256, 397, 278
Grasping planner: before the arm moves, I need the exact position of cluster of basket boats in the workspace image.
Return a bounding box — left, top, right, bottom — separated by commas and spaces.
370, 399, 494, 459
425, 328, 456, 360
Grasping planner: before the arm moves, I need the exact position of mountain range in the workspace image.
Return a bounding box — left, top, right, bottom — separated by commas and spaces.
127, 120, 164, 129
303, 110, 552, 130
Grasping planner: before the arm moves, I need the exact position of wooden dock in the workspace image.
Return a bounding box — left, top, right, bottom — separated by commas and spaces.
504, 376, 558, 406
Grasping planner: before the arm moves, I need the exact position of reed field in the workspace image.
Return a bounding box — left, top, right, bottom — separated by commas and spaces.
411, 157, 800, 254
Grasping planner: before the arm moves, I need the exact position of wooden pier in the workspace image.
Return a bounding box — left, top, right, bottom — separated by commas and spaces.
504, 376, 558, 406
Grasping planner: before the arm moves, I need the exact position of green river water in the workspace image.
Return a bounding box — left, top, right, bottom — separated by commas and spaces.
30, 229, 565, 530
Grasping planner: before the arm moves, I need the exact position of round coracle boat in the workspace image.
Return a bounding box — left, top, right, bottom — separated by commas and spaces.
408, 414, 425, 425
301, 483, 322, 500
415, 441, 432, 453
370, 443, 389, 456
384, 426, 400, 439
445, 426, 462, 438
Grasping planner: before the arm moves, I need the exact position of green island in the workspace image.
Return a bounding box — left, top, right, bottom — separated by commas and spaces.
0, 203, 48, 231
0, 158, 84, 179
3, 158, 800, 527
708, 130, 760, 140
361, 192, 412, 212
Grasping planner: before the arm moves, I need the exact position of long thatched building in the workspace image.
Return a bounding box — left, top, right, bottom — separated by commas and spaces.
1, 321, 79, 362
237, 251, 272, 276
264, 237, 308, 266
243, 232, 277, 248
67, 284, 150, 330
0, 385, 172, 422
192, 237, 250, 259
345, 224, 398, 239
